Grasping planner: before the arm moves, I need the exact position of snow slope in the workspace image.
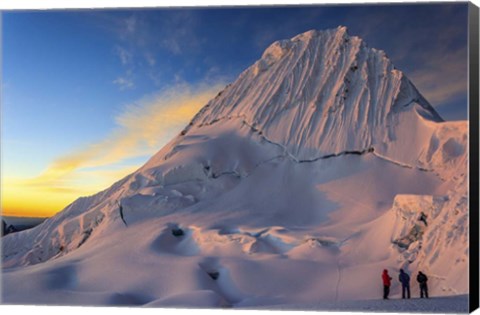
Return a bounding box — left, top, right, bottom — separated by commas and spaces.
252, 295, 469, 313
1, 27, 469, 310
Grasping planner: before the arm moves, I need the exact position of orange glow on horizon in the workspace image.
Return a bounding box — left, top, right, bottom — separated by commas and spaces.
1, 165, 139, 218
2, 177, 93, 218
2, 83, 223, 218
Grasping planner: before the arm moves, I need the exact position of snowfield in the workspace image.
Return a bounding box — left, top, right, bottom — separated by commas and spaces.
0, 296, 470, 315
1, 27, 469, 312
251, 295, 469, 313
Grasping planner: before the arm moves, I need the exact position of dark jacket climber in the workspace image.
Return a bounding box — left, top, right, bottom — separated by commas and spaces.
382, 269, 392, 299
418, 212, 428, 226
399, 269, 411, 299
417, 271, 429, 298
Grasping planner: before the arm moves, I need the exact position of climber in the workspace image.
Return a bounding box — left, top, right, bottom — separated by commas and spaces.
417, 271, 429, 298
418, 212, 428, 226
382, 269, 392, 299
398, 269, 411, 299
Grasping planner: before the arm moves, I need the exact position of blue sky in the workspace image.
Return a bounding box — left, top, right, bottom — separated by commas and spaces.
1, 3, 469, 216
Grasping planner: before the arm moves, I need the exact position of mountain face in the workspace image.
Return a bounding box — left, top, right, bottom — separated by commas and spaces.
185, 27, 443, 160
2, 27, 468, 307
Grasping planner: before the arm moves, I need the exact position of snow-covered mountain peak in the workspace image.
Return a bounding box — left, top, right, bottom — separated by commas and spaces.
261, 26, 354, 66
186, 27, 443, 162
290, 25, 349, 41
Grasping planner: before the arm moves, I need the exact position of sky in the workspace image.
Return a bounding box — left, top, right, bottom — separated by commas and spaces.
1, 3, 469, 217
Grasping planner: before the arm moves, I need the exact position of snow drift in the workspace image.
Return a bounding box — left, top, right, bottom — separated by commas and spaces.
2, 27, 468, 310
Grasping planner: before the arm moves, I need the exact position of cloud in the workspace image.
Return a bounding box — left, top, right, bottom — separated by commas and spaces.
113, 45, 136, 89
17, 81, 225, 199
144, 52, 156, 66
115, 45, 133, 65
91, 11, 207, 87
113, 75, 135, 90
124, 15, 137, 35
409, 47, 467, 106
157, 11, 203, 55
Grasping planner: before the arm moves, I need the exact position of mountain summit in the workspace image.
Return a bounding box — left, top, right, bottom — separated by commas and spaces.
181, 26, 443, 159
2, 28, 468, 307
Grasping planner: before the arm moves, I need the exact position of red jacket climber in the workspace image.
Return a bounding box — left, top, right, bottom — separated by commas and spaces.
382, 269, 392, 286
382, 269, 392, 299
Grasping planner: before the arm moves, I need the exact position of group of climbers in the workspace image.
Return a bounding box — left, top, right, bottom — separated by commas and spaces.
380, 211, 431, 300
382, 269, 429, 300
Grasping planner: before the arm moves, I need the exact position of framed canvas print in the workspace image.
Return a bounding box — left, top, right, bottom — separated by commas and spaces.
1, 0, 479, 314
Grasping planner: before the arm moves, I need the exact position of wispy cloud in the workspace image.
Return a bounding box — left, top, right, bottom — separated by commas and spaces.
124, 15, 137, 35
156, 11, 203, 55
93, 11, 205, 87
115, 45, 133, 65
113, 45, 136, 89
15, 81, 225, 197
144, 52, 156, 66
409, 47, 467, 106
113, 74, 135, 90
